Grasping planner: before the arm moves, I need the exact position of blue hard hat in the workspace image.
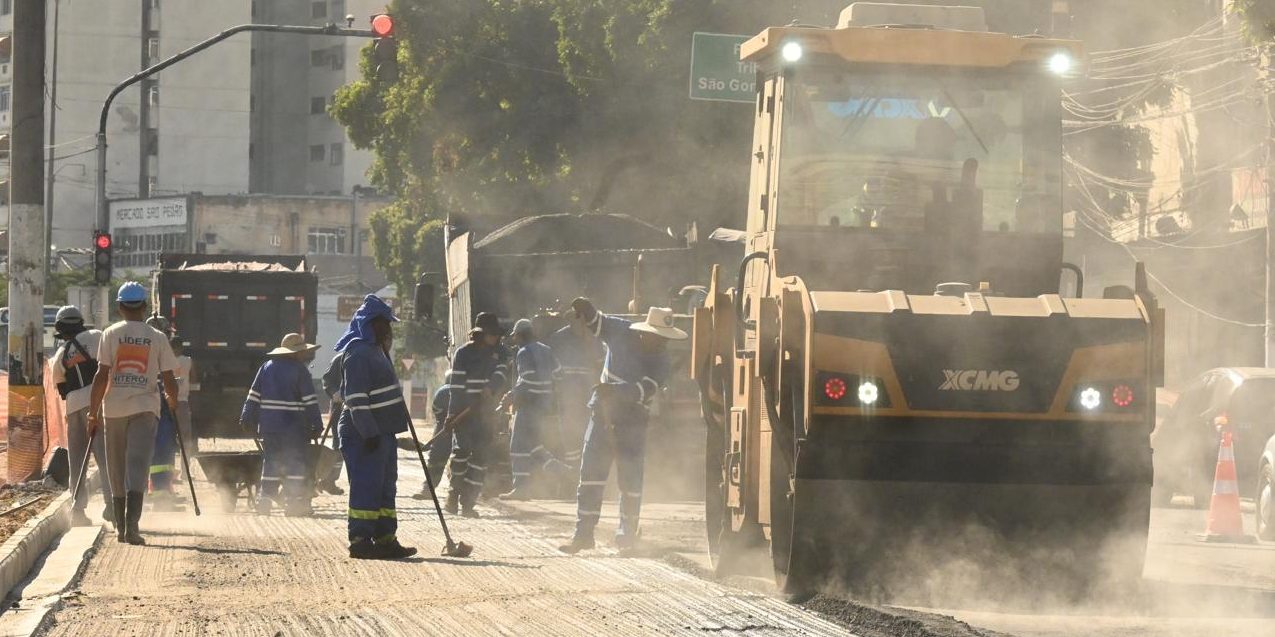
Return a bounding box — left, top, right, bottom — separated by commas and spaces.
116, 281, 147, 303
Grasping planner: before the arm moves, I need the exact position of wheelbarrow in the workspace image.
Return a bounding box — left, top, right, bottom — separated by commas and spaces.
195, 451, 263, 513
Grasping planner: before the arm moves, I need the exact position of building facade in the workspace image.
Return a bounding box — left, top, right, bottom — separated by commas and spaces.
107, 192, 386, 271
0, 0, 377, 251
249, 0, 376, 196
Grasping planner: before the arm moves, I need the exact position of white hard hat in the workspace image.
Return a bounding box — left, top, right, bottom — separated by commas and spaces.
55, 305, 84, 324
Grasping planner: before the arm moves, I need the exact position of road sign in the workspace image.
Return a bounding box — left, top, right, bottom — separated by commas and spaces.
337, 295, 395, 322
402, 357, 415, 371
689, 32, 756, 104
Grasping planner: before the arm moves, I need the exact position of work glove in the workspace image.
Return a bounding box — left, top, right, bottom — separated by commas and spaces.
363, 436, 381, 453
593, 382, 628, 405
571, 297, 597, 323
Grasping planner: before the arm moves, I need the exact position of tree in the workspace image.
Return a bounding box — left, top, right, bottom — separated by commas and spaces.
333, 0, 1149, 291
1232, 0, 1275, 43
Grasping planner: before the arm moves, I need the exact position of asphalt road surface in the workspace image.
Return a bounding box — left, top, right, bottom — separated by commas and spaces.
32, 444, 1275, 637
38, 447, 850, 637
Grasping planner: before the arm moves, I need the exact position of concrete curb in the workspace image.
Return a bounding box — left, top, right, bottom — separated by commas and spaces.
0, 492, 71, 600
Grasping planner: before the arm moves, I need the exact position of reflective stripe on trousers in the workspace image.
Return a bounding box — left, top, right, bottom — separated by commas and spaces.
510, 405, 554, 489
448, 414, 490, 508
339, 428, 398, 543
260, 428, 311, 501
574, 404, 647, 540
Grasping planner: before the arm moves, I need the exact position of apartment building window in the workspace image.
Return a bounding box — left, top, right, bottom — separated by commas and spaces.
309, 144, 325, 162
147, 85, 160, 106
307, 227, 347, 254
0, 86, 9, 113
147, 37, 160, 63
310, 49, 327, 67
145, 129, 159, 156
330, 143, 343, 166
310, 96, 327, 115
330, 47, 345, 70
311, 1, 327, 18
1, 0, 11, 16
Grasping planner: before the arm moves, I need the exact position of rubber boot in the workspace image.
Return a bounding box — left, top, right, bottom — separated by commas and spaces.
113, 498, 127, 543
125, 491, 146, 545
102, 503, 116, 525
349, 538, 378, 559
499, 487, 532, 501
70, 508, 93, 527
558, 534, 595, 555
374, 538, 418, 560
284, 498, 314, 517
444, 490, 459, 515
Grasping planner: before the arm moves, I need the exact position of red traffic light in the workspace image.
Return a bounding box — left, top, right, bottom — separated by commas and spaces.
371, 14, 394, 38
95, 233, 112, 250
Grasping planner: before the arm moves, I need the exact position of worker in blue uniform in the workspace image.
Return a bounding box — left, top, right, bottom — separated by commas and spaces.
240, 333, 324, 516
559, 299, 685, 554
334, 295, 416, 560
423, 383, 453, 485
547, 321, 605, 470
442, 312, 507, 518
499, 319, 573, 500
149, 399, 180, 511
318, 353, 347, 496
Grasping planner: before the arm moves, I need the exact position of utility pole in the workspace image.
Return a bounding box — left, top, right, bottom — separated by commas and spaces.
8, 0, 48, 482
44, 0, 60, 290
1266, 43, 1275, 366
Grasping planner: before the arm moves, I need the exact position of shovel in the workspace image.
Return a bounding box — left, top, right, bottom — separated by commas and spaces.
170, 404, 201, 516
404, 405, 473, 558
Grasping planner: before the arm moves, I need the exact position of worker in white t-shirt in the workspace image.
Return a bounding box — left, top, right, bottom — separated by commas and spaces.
87, 282, 181, 546
49, 305, 112, 528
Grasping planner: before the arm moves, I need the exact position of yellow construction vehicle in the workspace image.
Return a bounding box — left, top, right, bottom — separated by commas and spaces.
691, 3, 1165, 595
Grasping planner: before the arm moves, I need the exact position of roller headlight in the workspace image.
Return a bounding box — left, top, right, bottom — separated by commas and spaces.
858, 381, 880, 406
1079, 386, 1102, 411
782, 42, 804, 63
1048, 52, 1073, 75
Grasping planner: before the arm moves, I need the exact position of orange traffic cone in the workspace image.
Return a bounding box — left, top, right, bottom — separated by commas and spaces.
1201, 431, 1254, 543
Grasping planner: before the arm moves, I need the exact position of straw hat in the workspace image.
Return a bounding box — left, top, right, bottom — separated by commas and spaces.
268, 333, 320, 356
629, 307, 687, 340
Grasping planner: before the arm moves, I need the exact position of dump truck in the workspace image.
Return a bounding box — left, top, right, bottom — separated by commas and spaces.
690, 3, 1165, 595
154, 254, 319, 437
430, 213, 718, 499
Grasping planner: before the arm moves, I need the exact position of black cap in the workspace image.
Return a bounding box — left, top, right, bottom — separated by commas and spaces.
474, 312, 501, 336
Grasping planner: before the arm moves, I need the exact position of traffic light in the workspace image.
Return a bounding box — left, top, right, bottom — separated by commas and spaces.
414, 281, 435, 321
370, 13, 398, 83
93, 231, 113, 285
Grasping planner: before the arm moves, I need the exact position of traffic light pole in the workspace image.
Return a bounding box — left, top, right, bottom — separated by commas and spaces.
91, 22, 376, 327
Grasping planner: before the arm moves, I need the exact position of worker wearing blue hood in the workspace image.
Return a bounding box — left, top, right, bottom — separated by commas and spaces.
334, 295, 416, 560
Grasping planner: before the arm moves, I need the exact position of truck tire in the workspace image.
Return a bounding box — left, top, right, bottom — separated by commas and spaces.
1258, 463, 1274, 542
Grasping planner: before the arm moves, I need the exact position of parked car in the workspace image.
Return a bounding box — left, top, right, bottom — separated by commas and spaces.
1151, 368, 1275, 508
1258, 433, 1274, 541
